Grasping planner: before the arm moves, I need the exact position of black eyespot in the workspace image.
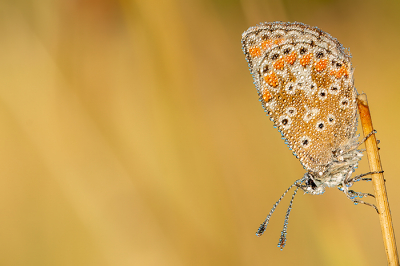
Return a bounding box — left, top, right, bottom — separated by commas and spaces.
310, 40, 315, 47
288, 85, 293, 91
316, 51, 324, 58
331, 86, 338, 91
271, 53, 279, 60
311, 84, 315, 89
287, 107, 296, 117
329, 117, 334, 122
282, 119, 288, 125
302, 139, 309, 145
283, 48, 291, 54
320, 92, 326, 97
262, 65, 269, 73
318, 123, 324, 129
342, 100, 348, 105
300, 47, 307, 55
261, 34, 269, 41
336, 62, 342, 68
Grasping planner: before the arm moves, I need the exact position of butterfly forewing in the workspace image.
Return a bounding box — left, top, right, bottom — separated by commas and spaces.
241, 22, 358, 173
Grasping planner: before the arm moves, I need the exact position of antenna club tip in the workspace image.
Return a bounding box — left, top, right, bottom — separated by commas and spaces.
256, 224, 266, 236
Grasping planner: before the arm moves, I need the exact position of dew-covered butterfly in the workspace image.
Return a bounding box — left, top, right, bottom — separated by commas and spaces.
241, 21, 379, 249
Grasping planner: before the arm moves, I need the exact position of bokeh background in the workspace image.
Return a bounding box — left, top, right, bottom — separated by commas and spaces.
1, 0, 399, 265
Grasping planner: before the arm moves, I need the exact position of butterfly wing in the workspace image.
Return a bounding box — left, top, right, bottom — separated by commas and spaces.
241, 22, 358, 174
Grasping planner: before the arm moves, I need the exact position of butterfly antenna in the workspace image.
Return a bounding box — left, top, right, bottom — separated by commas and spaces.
278, 186, 300, 250
256, 178, 304, 237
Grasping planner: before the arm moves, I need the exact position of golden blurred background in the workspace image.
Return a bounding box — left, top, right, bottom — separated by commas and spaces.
1, 0, 399, 265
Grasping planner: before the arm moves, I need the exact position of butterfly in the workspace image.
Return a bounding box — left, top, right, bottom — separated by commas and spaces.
241, 21, 380, 249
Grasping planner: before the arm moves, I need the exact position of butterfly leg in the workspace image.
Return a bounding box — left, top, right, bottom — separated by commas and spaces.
347, 171, 384, 183
357, 129, 377, 147
338, 184, 379, 213
339, 130, 377, 154
347, 189, 375, 199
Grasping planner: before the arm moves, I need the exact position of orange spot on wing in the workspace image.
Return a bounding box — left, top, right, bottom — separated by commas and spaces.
330, 65, 349, 78
274, 38, 284, 45
273, 58, 285, 70
249, 47, 261, 57
335, 70, 343, 78
264, 72, 279, 87
338, 65, 349, 77
315, 59, 328, 72
285, 51, 297, 65
261, 40, 273, 50
300, 53, 313, 66
261, 38, 283, 50
262, 89, 272, 102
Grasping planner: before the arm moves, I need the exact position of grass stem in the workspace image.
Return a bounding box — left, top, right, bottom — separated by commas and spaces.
357, 93, 399, 266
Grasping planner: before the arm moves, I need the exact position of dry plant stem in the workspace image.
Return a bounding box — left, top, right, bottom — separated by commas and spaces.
357, 93, 399, 266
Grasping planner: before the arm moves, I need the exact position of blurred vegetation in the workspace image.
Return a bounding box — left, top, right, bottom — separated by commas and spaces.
0, 0, 399, 265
